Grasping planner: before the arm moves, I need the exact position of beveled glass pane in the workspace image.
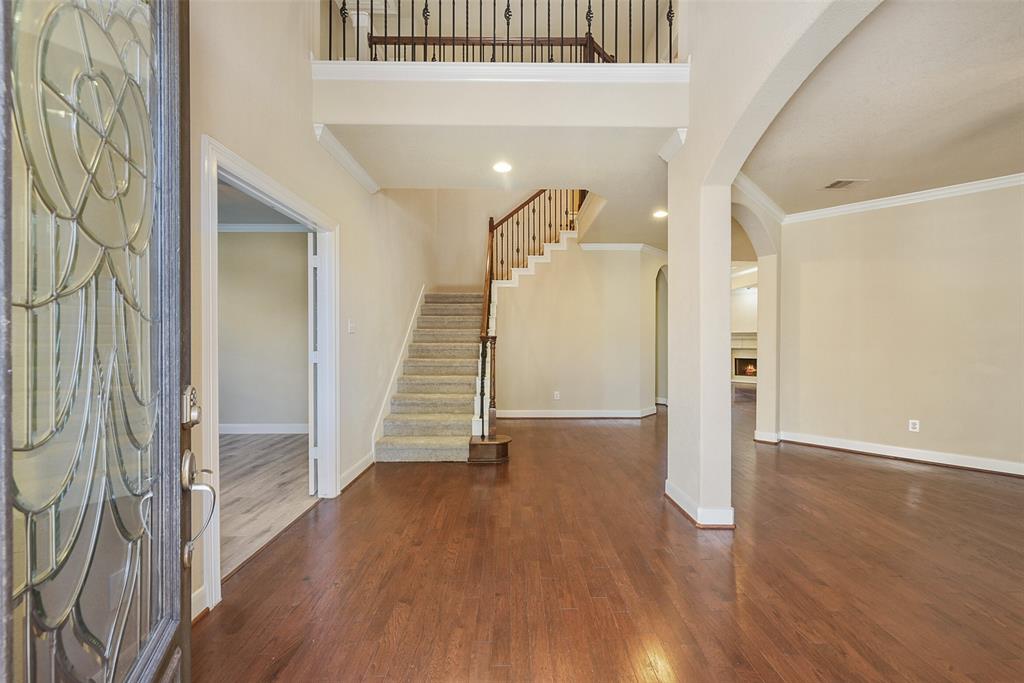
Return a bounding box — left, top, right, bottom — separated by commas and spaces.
11, 1, 162, 681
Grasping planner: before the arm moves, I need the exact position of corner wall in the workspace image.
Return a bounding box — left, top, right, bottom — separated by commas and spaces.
495, 243, 666, 416
780, 185, 1024, 472
189, 0, 437, 609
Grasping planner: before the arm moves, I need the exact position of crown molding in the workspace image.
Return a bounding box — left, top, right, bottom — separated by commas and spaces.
311, 61, 690, 84
733, 172, 785, 225
313, 123, 381, 194
658, 128, 688, 163
783, 173, 1024, 224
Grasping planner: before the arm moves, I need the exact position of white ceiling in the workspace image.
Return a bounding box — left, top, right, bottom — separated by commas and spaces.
331, 124, 671, 247
218, 180, 300, 225
742, 0, 1024, 214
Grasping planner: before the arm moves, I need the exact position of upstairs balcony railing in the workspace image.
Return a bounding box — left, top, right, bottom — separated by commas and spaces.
325, 0, 678, 63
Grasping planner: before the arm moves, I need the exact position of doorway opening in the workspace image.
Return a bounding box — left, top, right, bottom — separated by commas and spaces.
730, 219, 758, 411
197, 137, 339, 616
216, 182, 318, 578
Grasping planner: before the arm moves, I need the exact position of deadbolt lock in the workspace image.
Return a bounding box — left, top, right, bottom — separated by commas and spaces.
181, 384, 202, 428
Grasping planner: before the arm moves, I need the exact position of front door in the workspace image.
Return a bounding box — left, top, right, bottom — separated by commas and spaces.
2, 1, 193, 681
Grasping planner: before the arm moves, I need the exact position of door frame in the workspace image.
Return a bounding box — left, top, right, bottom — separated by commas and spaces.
0, 1, 13, 676
196, 136, 340, 616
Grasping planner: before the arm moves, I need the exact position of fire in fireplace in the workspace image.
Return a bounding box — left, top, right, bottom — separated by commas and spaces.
734, 358, 757, 377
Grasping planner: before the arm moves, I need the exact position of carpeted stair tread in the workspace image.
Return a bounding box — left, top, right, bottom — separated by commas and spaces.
408, 342, 480, 359
375, 436, 469, 462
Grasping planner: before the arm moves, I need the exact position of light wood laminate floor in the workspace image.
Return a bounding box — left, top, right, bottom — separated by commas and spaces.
219, 433, 317, 578
197, 401, 1024, 681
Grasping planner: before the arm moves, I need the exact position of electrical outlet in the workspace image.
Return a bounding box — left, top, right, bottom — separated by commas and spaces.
908, 419, 920, 433
553, 391, 560, 401
347, 319, 356, 334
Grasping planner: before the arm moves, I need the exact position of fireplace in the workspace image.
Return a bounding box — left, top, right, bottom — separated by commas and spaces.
734, 357, 757, 378
731, 333, 757, 384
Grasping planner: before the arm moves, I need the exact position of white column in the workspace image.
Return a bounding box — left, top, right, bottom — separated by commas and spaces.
665, 159, 734, 527
754, 253, 780, 442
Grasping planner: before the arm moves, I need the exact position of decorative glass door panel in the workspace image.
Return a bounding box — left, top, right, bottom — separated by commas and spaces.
8, 1, 185, 680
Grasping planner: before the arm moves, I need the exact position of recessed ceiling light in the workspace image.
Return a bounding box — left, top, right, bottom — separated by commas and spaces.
652, 209, 668, 219
493, 161, 512, 173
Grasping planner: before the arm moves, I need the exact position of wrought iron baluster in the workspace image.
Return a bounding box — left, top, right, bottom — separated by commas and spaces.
383, 0, 388, 61
329, 0, 334, 59
466, 0, 470, 61
436, 0, 441, 61
505, 1, 511, 63
492, 0, 497, 62
533, 0, 537, 62
356, 0, 361, 59
452, 0, 456, 62
586, 0, 593, 62
667, 0, 674, 63
520, 0, 524, 62
655, 0, 659, 62
547, 1, 553, 61
574, 0, 578, 63
341, 0, 349, 60
411, 0, 416, 60
560, 0, 564, 62
628, 0, 632, 63
601, 0, 605, 54
642, 0, 646, 63
614, 0, 618, 64
399, 0, 403, 60
422, 0, 430, 61
370, 0, 376, 60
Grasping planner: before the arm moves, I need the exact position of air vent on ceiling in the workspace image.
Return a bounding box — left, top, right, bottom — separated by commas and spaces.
823, 179, 868, 190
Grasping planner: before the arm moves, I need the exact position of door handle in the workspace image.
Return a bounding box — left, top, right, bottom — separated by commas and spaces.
181, 449, 216, 568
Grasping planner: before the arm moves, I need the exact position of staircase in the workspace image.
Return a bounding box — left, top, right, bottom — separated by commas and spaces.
374, 292, 483, 462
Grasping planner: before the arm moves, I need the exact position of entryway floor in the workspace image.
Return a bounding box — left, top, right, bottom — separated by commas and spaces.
195, 404, 1024, 680
218, 433, 316, 578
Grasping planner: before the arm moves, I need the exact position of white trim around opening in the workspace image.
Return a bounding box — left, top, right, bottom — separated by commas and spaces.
196, 135, 341, 618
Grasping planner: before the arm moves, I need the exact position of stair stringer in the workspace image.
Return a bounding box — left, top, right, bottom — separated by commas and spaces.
492, 230, 578, 290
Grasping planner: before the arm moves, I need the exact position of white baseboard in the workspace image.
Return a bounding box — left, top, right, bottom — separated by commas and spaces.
340, 450, 375, 491
779, 431, 1024, 476
497, 407, 656, 418
655, 396, 668, 406
219, 423, 308, 434
754, 430, 779, 443
191, 585, 208, 620
664, 480, 735, 527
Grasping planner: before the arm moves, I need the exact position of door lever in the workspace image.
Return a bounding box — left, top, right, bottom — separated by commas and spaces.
180, 449, 216, 568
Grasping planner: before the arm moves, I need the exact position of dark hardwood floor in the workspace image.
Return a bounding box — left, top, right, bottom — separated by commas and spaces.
192, 395, 1024, 681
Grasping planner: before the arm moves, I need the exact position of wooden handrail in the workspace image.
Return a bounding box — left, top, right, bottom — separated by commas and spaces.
494, 189, 546, 230
367, 35, 617, 63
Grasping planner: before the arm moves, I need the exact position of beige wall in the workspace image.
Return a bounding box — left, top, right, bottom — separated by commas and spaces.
780, 186, 1024, 466
218, 232, 308, 425
496, 243, 666, 414
656, 267, 668, 401
731, 286, 758, 333
190, 0, 437, 598
433, 190, 527, 290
